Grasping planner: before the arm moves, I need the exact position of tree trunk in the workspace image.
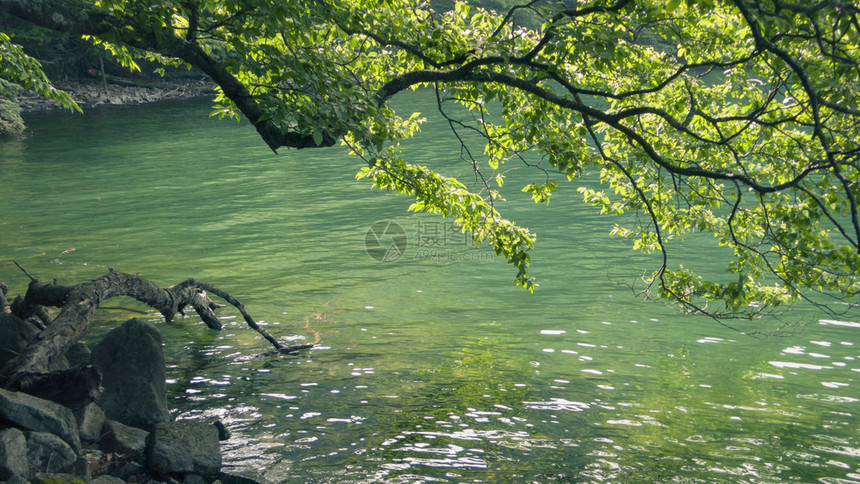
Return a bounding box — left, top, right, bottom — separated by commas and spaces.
2, 269, 313, 393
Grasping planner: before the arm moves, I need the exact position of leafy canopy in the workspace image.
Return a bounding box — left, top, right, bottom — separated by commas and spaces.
0, 31, 79, 109
1, 0, 858, 323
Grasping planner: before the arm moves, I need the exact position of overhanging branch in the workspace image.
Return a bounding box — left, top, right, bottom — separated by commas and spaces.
0, 0, 333, 152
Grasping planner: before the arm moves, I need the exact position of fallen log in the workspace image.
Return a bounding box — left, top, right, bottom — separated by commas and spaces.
2, 268, 313, 392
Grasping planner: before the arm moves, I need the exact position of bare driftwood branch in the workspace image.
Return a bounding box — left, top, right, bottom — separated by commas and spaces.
13, 260, 37, 281
173, 279, 286, 350
31, 306, 52, 329
3, 269, 313, 391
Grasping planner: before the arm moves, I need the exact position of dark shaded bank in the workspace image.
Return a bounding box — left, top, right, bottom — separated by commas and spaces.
1, 77, 217, 139
18, 78, 217, 112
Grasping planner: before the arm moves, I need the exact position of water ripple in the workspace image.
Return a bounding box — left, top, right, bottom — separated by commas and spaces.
523, 398, 590, 412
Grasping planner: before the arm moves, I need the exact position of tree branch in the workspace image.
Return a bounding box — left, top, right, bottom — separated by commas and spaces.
0, 0, 333, 152
3, 270, 313, 392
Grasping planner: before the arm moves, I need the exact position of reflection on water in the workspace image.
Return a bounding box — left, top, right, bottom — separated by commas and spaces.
0, 96, 857, 482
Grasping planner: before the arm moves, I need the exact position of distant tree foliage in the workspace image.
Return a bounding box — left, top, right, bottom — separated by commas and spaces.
0, 13, 87, 79
0, 0, 857, 324
0, 30, 79, 136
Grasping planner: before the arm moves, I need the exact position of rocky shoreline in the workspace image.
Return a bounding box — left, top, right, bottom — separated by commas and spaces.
18, 78, 217, 112
0, 316, 259, 484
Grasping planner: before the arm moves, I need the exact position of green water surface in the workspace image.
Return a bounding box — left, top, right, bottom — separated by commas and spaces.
0, 94, 857, 483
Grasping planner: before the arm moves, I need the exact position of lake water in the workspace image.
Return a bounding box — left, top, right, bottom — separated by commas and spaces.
1, 93, 857, 483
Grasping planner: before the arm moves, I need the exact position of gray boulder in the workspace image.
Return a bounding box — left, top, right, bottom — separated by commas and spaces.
32, 469, 91, 483
107, 459, 145, 482
2, 474, 29, 484
75, 402, 107, 444
25, 431, 77, 475
72, 455, 91, 480
183, 473, 208, 484
0, 387, 82, 452
91, 318, 169, 430
146, 421, 221, 476
0, 427, 28, 480
100, 419, 149, 454
66, 341, 92, 368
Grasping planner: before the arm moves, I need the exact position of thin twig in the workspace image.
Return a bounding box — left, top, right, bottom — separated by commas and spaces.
13, 261, 36, 281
